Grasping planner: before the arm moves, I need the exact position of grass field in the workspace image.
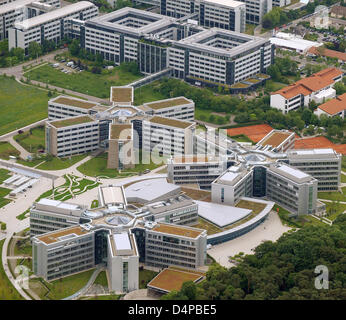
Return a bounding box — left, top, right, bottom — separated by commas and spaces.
134, 81, 166, 105
0, 76, 50, 136
14, 126, 45, 153
0, 141, 20, 160
0, 240, 24, 300
139, 269, 159, 289
342, 174, 346, 183
318, 190, 346, 202
0, 168, 11, 183
0, 187, 11, 208
25, 64, 143, 99
36, 154, 88, 170
77, 152, 161, 178
30, 268, 95, 300
94, 271, 108, 288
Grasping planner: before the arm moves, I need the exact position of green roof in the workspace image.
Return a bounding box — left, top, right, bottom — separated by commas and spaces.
50, 116, 95, 128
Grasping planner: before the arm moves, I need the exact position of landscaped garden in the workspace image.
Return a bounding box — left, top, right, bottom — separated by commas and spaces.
14, 126, 45, 153
0, 76, 50, 136
25, 63, 143, 99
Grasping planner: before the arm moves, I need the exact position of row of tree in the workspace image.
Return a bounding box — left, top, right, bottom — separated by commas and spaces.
162, 215, 346, 300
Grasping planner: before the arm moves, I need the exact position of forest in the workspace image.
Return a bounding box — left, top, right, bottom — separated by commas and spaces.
161, 215, 346, 300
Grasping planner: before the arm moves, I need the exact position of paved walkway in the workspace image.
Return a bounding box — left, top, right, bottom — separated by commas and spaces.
123, 289, 157, 300
7, 136, 32, 160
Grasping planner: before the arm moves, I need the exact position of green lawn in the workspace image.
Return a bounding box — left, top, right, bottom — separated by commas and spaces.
134, 81, 166, 105
25, 64, 143, 99
14, 238, 32, 256
322, 201, 346, 221
77, 152, 161, 178
0, 76, 51, 136
139, 269, 159, 289
0, 168, 11, 183
0, 187, 11, 208
36, 154, 88, 170
341, 174, 346, 183
318, 191, 346, 202
228, 134, 254, 144
342, 156, 346, 171
94, 271, 108, 288
16, 158, 45, 168
14, 126, 45, 153
191, 218, 222, 235
31, 268, 95, 300
0, 141, 20, 160
0, 240, 24, 300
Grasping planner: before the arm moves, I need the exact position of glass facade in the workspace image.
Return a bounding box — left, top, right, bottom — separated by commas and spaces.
252, 166, 267, 197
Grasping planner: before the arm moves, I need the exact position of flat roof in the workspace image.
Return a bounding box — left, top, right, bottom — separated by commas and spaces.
111, 86, 133, 104
151, 223, 205, 238
51, 96, 99, 109
110, 124, 132, 140
171, 155, 221, 164
125, 178, 180, 203
149, 116, 193, 129
144, 97, 192, 110
113, 233, 132, 251
288, 148, 339, 159
99, 185, 126, 205
49, 115, 95, 128
0, 0, 36, 15
36, 226, 90, 245
14, 1, 95, 30
196, 200, 252, 228
259, 131, 292, 148
203, 0, 245, 7
148, 267, 204, 293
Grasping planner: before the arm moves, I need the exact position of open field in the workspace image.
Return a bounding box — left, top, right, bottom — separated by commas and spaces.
0, 76, 50, 136
25, 64, 142, 99
0, 142, 20, 160
139, 269, 159, 289
0, 240, 24, 300
77, 152, 161, 178
29, 268, 95, 300
295, 136, 346, 155
14, 126, 45, 153
36, 154, 88, 170
227, 124, 273, 143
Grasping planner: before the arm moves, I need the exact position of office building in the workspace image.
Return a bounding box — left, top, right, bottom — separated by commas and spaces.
143, 221, 207, 270
0, 0, 60, 40
142, 116, 195, 157
167, 155, 228, 189
287, 148, 341, 192
107, 123, 135, 170
8, 1, 98, 52
256, 129, 295, 153
272, 0, 290, 7
45, 115, 100, 157
160, 0, 246, 33
240, 0, 272, 25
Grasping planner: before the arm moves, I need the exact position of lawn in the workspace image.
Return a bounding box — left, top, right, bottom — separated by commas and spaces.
323, 201, 346, 221
0, 141, 20, 160
134, 81, 167, 105
0, 187, 11, 208
318, 191, 346, 202
342, 174, 346, 183
77, 152, 161, 178
229, 134, 254, 144
94, 271, 108, 288
0, 76, 50, 136
342, 156, 346, 171
0, 239, 24, 300
13, 126, 45, 153
31, 268, 95, 300
191, 217, 222, 235
36, 154, 88, 170
14, 238, 32, 256
25, 64, 143, 99
0, 168, 11, 183
139, 269, 159, 289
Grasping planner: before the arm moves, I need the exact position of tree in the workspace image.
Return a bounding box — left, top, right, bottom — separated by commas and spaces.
334, 82, 346, 96
68, 39, 80, 56
180, 281, 197, 300
10, 47, 24, 61
28, 41, 42, 59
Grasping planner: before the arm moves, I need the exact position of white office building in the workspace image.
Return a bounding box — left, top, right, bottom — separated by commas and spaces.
0, 0, 60, 40
287, 148, 341, 192
8, 1, 98, 51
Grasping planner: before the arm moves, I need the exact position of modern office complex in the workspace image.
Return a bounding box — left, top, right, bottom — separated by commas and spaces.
270, 67, 344, 113
45, 115, 100, 157
8, 1, 98, 52
142, 116, 195, 157
272, 0, 290, 6
160, 0, 246, 32
0, 0, 60, 40
240, 0, 272, 24
167, 155, 229, 189
287, 148, 341, 192
81, 7, 273, 87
